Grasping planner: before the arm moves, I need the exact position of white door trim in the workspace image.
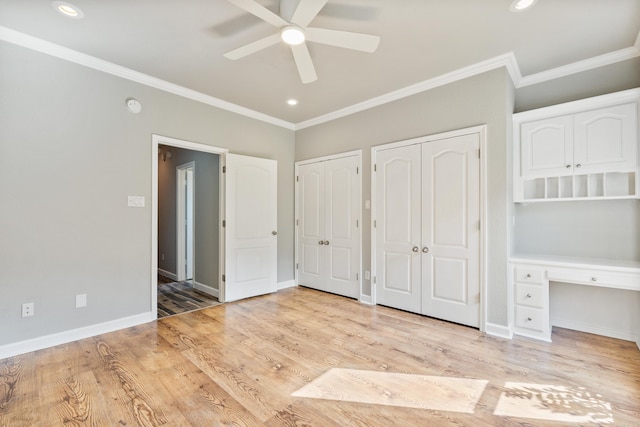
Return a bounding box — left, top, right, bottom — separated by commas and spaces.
294, 150, 363, 301
151, 135, 228, 318
176, 161, 195, 282
371, 125, 488, 332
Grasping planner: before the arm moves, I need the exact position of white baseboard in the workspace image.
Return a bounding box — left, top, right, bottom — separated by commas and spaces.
193, 281, 219, 298
485, 322, 513, 340
359, 294, 373, 305
551, 317, 639, 343
278, 280, 296, 290
0, 312, 155, 359
158, 268, 177, 281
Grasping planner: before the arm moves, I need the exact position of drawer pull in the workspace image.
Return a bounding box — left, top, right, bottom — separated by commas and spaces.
591, 277, 598, 282
525, 294, 532, 298
525, 274, 531, 278
526, 317, 532, 322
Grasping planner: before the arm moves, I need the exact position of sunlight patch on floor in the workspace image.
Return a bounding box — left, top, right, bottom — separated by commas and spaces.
493, 382, 614, 424
292, 368, 488, 413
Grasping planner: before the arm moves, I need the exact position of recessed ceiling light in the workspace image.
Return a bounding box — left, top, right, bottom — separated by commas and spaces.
52, 1, 84, 19
509, 0, 537, 12
287, 99, 299, 106
281, 26, 305, 46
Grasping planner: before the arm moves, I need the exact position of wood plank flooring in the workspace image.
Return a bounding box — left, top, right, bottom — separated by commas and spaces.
157, 279, 220, 318
1, 287, 639, 426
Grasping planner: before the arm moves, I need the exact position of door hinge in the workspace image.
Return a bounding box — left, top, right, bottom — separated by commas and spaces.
296, 263, 299, 269
296, 176, 299, 182
475, 293, 480, 303
374, 164, 377, 172
356, 167, 359, 174
374, 219, 376, 228
373, 276, 376, 284
222, 274, 226, 282
356, 219, 359, 228
478, 149, 481, 159
356, 273, 359, 281
222, 219, 226, 227
223, 166, 226, 173
296, 219, 299, 226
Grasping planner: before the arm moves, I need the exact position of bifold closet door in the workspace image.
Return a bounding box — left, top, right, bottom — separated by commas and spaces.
298, 156, 360, 299
421, 134, 480, 327
375, 132, 480, 327
375, 144, 422, 313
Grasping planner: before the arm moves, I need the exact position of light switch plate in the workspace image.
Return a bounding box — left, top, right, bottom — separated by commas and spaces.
76, 294, 87, 308
127, 196, 145, 207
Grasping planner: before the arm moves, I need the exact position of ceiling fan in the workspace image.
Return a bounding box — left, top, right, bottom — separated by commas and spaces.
223, 0, 381, 84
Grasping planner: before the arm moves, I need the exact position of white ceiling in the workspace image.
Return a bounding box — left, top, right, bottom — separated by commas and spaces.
1, 0, 639, 127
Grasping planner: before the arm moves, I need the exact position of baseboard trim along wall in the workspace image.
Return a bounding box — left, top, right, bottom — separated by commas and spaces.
485, 323, 513, 340
278, 280, 296, 290
158, 268, 177, 281
0, 312, 155, 359
193, 281, 219, 298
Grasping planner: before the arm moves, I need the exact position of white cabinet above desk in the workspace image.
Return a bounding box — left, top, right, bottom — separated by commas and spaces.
509, 255, 640, 346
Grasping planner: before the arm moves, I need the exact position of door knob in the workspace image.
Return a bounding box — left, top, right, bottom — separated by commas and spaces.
319, 240, 325, 245
422, 247, 429, 253
576, 163, 582, 168
272, 230, 278, 236
324, 240, 330, 245
412, 246, 419, 252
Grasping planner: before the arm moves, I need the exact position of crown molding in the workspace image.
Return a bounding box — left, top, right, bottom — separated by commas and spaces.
0, 26, 295, 130
295, 52, 521, 130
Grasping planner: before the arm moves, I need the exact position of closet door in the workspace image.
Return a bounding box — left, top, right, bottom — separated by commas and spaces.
324, 156, 360, 298
421, 134, 480, 327
297, 162, 325, 290
375, 144, 422, 313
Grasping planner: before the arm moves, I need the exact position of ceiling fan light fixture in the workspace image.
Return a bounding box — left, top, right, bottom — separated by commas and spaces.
509, 0, 537, 12
281, 26, 305, 46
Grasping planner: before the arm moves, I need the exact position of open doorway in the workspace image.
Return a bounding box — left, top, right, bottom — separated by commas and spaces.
156, 143, 222, 318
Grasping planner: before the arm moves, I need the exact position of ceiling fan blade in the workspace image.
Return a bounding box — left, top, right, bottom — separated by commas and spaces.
290, 0, 328, 28
226, 0, 288, 28
224, 33, 282, 60
290, 43, 317, 84
305, 27, 380, 52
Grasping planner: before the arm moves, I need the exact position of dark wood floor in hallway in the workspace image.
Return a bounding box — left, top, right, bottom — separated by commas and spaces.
1, 287, 639, 426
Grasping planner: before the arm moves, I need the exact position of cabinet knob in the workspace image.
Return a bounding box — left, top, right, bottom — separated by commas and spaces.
526, 317, 532, 322
324, 240, 330, 246
566, 164, 571, 168
525, 293, 532, 298
576, 163, 582, 168
591, 277, 597, 282
525, 273, 531, 278
319, 240, 324, 245
412, 246, 419, 253
422, 247, 429, 253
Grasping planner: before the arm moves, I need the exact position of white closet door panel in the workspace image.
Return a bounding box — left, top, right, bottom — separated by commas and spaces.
225, 153, 278, 302
325, 156, 359, 298
375, 145, 421, 313
298, 162, 325, 290
422, 134, 480, 327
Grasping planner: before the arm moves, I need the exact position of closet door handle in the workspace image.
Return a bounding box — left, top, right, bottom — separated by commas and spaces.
566, 164, 571, 168
324, 240, 330, 245
272, 230, 278, 236
576, 163, 582, 168
422, 247, 429, 253
319, 240, 325, 245
412, 246, 419, 253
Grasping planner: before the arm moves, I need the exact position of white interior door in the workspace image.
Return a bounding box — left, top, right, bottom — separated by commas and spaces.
224, 153, 278, 302
421, 134, 480, 327
375, 144, 422, 313
298, 162, 325, 290
324, 156, 360, 298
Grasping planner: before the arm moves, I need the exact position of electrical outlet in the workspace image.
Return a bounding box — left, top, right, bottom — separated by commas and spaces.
22, 302, 34, 318
76, 294, 87, 308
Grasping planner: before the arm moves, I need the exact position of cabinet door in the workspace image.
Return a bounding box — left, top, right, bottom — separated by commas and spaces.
375, 144, 422, 313
421, 133, 480, 327
573, 103, 638, 173
520, 116, 573, 178
297, 162, 325, 291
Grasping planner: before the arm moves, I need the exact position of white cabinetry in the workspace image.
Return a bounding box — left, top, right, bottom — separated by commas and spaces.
514, 89, 639, 202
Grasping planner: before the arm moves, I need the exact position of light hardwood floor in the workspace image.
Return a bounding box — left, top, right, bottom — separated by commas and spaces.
1, 287, 639, 426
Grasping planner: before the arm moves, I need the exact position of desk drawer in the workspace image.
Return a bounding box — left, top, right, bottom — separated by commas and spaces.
515, 283, 545, 308
547, 268, 640, 291
514, 267, 545, 284
515, 306, 546, 332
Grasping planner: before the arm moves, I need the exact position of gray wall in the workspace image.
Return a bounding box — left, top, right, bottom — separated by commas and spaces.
158, 147, 220, 288
0, 41, 294, 346
295, 68, 513, 327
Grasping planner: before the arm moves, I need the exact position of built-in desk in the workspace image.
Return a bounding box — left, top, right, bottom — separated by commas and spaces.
509, 255, 640, 345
